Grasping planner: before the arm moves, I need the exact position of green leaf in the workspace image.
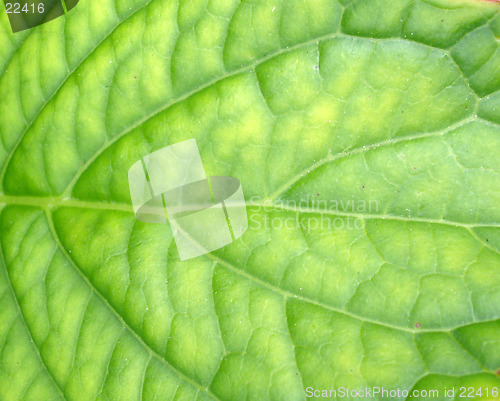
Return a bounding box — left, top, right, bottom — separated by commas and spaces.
1, 0, 499, 400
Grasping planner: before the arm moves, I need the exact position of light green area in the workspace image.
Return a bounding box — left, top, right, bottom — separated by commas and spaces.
0, 0, 499, 400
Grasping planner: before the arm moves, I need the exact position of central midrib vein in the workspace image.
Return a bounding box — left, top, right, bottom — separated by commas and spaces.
2, 114, 499, 228
0, 195, 499, 228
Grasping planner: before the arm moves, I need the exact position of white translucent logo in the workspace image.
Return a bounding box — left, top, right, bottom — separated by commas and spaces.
128, 139, 248, 260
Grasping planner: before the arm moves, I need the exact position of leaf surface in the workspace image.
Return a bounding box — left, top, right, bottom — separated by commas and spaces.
0, 0, 499, 400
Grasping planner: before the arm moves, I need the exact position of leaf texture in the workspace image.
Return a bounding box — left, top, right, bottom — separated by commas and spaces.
0, 0, 499, 400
